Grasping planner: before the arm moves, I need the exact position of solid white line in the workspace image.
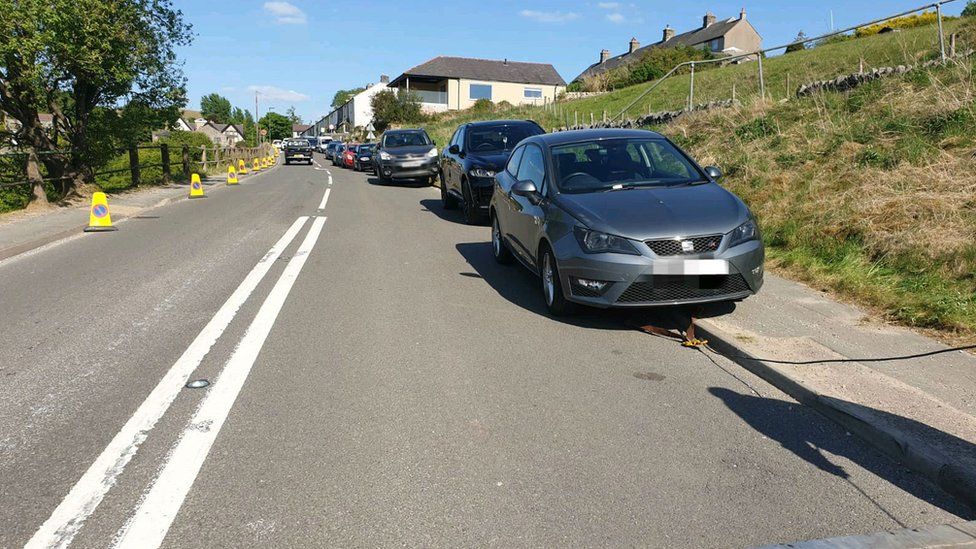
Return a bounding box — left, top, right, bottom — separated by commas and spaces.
113, 216, 328, 549
25, 216, 310, 549
317, 187, 331, 210
327, 173, 333, 186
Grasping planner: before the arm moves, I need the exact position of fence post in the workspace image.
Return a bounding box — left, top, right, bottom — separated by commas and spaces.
757, 53, 766, 102
128, 147, 140, 187
160, 144, 170, 183
786, 72, 791, 99
181, 145, 190, 180
950, 33, 957, 58
732, 81, 737, 103
689, 62, 696, 110
937, 2, 946, 62
200, 145, 207, 173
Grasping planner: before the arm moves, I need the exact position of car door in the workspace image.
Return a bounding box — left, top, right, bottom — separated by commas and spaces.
447, 126, 465, 197
509, 143, 549, 268
441, 127, 460, 194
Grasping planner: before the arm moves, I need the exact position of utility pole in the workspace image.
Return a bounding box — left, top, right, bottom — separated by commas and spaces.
254, 91, 260, 146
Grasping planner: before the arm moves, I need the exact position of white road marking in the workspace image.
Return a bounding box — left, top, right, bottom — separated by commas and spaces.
327, 173, 333, 186
25, 217, 310, 549
317, 187, 331, 210
113, 216, 328, 549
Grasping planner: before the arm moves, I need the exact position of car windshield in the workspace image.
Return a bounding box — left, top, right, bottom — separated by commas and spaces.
358, 144, 374, 151
383, 132, 430, 147
551, 138, 705, 194
465, 124, 538, 152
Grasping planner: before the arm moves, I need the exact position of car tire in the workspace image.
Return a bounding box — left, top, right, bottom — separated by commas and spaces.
540, 245, 575, 316
441, 181, 458, 210
461, 181, 484, 225
491, 214, 513, 264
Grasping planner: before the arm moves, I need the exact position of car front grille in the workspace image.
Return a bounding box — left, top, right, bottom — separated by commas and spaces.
616, 274, 750, 304
646, 235, 723, 256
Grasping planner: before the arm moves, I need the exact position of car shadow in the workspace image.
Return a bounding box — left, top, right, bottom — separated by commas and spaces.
456, 239, 736, 332
369, 176, 431, 188
709, 387, 976, 519
419, 198, 467, 224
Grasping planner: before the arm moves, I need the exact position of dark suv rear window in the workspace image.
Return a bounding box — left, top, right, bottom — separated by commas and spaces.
465, 123, 542, 153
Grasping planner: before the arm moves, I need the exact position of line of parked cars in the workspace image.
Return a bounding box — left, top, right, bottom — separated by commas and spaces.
330, 119, 767, 316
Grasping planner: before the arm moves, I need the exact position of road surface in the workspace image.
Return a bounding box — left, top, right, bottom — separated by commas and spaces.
0, 155, 970, 548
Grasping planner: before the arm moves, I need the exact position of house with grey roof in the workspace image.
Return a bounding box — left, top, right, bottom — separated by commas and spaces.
573, 8, 762, 84
388, 56, 566, 113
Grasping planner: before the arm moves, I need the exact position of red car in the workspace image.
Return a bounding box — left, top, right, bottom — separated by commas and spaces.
342, 143, 359, 169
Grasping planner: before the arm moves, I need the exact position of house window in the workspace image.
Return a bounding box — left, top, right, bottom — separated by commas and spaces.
524, 87, 543, 99
469, 83, 492, 100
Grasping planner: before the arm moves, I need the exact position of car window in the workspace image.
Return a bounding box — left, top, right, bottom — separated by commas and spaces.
448, 129, 459, 148
551, 138, 702, 193
515, 144, 546, 192
465, 124, 541, 153
382, 131, 431, 147
505, 146, 525, 176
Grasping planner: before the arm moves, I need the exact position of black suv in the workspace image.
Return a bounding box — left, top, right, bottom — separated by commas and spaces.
283, 138, 313, 165
374, 129, 438, 184
440, 120, 545, 224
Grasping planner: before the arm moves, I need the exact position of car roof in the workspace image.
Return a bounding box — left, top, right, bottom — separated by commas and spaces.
528, 128, 665, 147
464, 119, 541, 128
384, 128, 427, 134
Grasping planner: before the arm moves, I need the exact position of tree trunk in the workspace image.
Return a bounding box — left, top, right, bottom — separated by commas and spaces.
26, 150, 50, 208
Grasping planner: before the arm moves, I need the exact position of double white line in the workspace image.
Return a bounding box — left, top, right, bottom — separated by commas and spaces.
28, 191, 332, 548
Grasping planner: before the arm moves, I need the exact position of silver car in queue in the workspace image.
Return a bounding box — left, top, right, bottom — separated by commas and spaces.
489, 128, 764, 315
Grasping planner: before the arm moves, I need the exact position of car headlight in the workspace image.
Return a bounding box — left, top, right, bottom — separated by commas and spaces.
426, 147, 438, 158
727, 219, 759, 248
573, 226, 640, 255
469, 168, 496, 178
379, 151, 391, 160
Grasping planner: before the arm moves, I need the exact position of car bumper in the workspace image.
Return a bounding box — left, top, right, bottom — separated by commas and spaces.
551, 236, 764, 308
286, 153, 311, 161
377, 158, 438, 179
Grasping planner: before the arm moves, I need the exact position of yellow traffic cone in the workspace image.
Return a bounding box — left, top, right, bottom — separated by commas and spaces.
189, 173, 206, 198
238, 159, 248, 175
252, 158, 261, 172
84, 192, 118, 232
227, 165, 239, 185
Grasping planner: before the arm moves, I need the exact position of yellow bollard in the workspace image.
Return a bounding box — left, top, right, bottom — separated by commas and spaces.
238, 159, 248, 175
189, 173, 206, 198
227, 165, 239, 185
84, 192, 118, 232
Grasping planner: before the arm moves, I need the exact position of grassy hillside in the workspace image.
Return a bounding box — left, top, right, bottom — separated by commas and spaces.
421, 18, 976, 339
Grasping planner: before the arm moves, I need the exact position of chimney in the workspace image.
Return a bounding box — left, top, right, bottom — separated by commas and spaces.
703, 11, 716, 28
739, 7, 747, 20
663, 25, 675, 42
380, 74, 389, 83
600, 49, 610, 64
629, 37, 640, 53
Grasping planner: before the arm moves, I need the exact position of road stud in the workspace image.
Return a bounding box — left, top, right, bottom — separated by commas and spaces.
189, 173, 206, 198
84, 192, 118, 232
227, 165, 239, 185
238, 159, 248, 175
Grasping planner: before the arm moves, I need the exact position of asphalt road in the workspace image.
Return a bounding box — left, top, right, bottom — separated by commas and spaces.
1, 154, 971, 548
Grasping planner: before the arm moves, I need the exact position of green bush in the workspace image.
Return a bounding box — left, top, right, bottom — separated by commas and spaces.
470, 98, 494, 112
607, 45, 716, 90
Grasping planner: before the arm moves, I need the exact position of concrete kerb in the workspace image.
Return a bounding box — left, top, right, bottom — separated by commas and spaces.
0, 160, 281, 263
693, 319, 976, 512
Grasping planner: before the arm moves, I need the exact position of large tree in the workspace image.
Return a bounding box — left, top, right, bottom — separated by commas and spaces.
0, 0, 191, 204
258, 111, 292, 141
200, 93, 232, 123
331, 87, 364, 108
285, 106, 301, 125
370, 90, 424, 132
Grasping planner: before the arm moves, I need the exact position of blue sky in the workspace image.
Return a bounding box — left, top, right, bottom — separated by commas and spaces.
175, 1, 966, 122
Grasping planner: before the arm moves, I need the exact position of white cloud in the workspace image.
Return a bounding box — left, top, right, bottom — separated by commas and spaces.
263, 1, 306, 24
605, 12, 625, 23
247, 85, 310, 102
597, 2, 620, 8
519, 9, 579, 23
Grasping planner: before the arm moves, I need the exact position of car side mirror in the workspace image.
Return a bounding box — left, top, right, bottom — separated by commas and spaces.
704, 166, 723, 180
448, 144, 460, 155
512, 180, 542, 205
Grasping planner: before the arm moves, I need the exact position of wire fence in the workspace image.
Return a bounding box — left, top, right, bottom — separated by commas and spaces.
0, 143, 273, 191
607, 0, 961, 121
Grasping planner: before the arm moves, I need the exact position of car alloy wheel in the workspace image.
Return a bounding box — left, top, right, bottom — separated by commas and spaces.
542, 252, 555, 306
491, 215, 513, 264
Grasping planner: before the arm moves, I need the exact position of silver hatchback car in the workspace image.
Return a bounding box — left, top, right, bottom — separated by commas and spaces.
490, 129, 764, 315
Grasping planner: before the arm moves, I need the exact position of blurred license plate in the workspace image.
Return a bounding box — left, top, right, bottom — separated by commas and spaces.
360, 157, 369, 161
294, 154, 306, 158
652, 260, 729, 275
401, 160, 422, 167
